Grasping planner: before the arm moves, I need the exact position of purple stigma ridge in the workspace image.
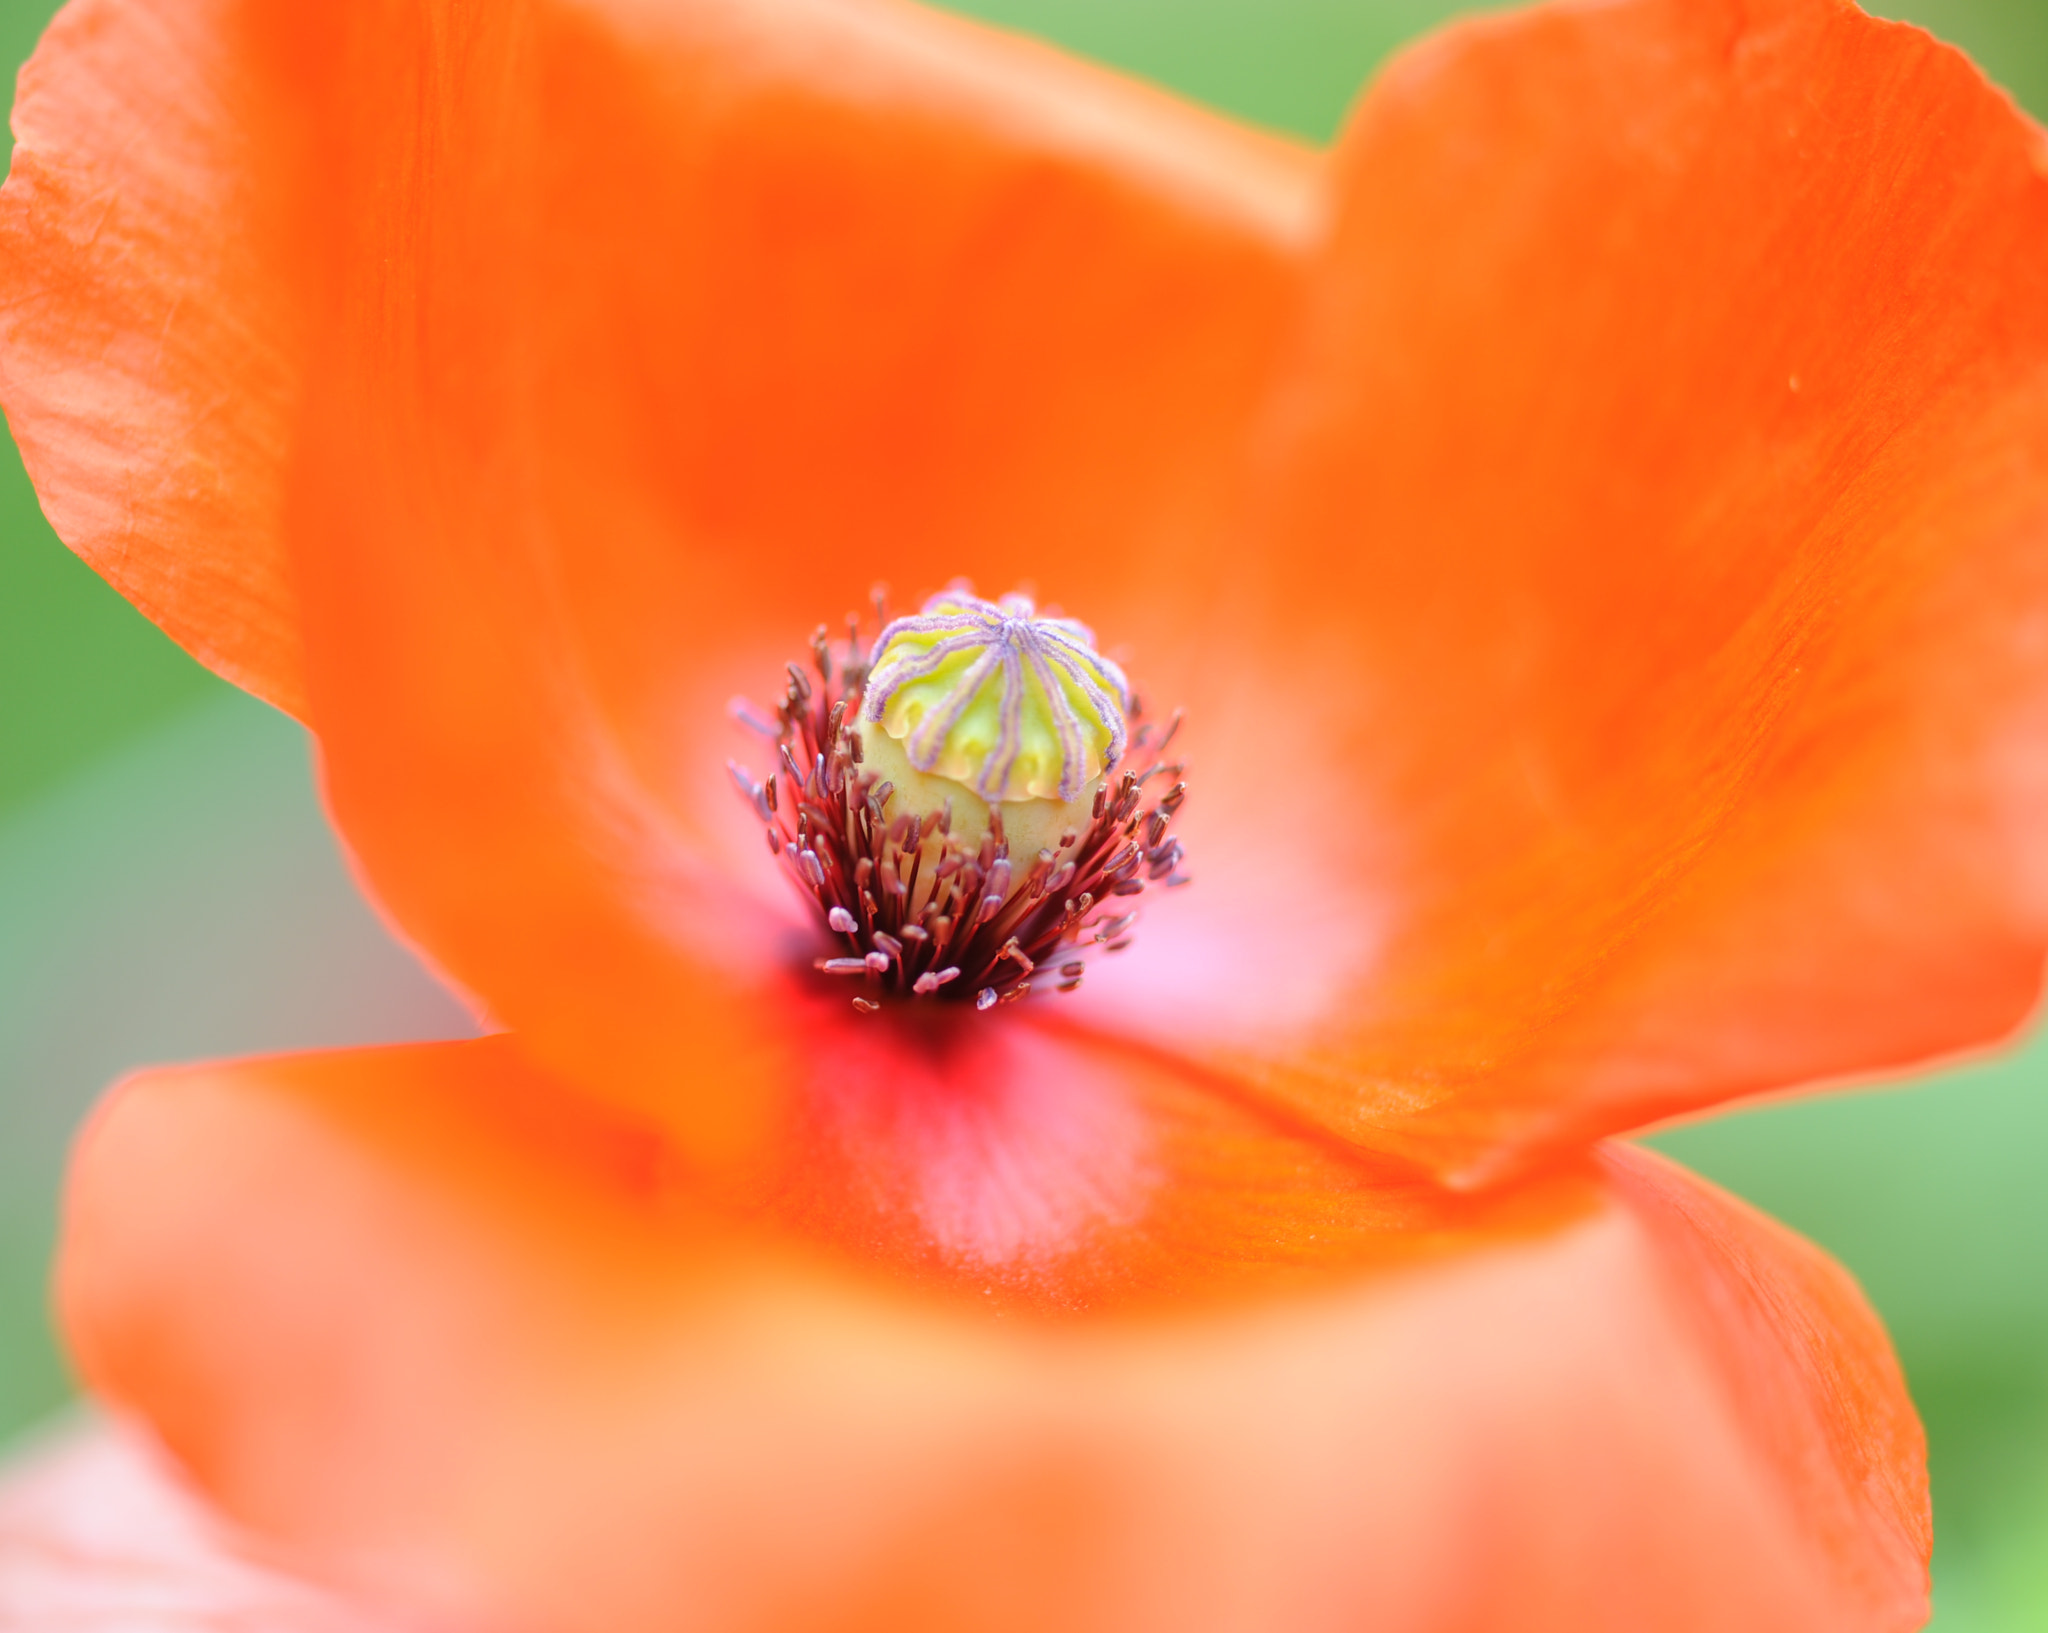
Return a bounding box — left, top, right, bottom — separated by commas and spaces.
862, 590, 1131, 803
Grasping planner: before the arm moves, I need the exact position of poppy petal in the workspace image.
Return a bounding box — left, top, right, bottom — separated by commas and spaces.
267, 0, 1315, 1150
0, 0, 1314, 1155
1098, 0, 2048, 1180
0, 0, 309, 717
61, 1038, 1928, 1632
0, 1419, 390, 1632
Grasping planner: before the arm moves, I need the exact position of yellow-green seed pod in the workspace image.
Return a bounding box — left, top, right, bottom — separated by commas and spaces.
858, 588, 1129, 865
863, 589, 1129, 804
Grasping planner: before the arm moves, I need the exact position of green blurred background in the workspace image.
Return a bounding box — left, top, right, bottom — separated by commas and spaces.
1, 0, 2045, 1623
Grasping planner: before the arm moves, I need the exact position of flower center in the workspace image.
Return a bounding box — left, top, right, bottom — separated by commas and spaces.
730, 586, 1190, 1013
864, 590, 1129, 804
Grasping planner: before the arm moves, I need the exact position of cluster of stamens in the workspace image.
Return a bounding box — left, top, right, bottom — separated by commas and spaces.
729, 596, 1191, 1014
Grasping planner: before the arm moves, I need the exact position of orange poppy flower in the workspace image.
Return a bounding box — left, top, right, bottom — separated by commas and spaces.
4, 0, 2047, 1625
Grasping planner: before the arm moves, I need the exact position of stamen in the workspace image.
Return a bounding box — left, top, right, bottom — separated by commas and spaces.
732, 586, 1191, 1013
